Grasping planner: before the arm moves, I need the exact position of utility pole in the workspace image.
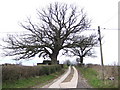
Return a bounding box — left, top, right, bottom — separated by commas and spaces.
98, 26, 104, 81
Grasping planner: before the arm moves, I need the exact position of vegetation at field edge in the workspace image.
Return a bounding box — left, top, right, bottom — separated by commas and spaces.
2, 68, 65, 88
78, 66, 118, 88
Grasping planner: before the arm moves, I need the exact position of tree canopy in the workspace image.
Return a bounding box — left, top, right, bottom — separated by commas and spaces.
1, 2, 97, 64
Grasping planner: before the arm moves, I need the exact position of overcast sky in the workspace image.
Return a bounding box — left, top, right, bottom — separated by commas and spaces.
0, 0, 119, 66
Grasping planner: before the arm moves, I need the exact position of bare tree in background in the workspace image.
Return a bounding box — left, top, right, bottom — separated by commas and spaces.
68, 34, 98, 64
1, 2, 94, 64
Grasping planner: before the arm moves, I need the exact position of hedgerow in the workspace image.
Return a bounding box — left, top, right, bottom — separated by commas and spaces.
2, 65, 62, 83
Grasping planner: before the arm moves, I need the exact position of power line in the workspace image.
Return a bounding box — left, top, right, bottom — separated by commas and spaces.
0, 31, 30, 34
102, 28, 119, 30
85, 28, 119, 30
0, 28, 119, 34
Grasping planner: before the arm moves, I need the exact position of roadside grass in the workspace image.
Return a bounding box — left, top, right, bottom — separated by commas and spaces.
78, 67, 118, 88
2, 69, 65, 88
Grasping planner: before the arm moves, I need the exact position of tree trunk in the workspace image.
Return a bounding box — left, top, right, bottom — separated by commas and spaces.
50, 46, 60, 65
80, 56, 83, 64
50, 53, 58, 65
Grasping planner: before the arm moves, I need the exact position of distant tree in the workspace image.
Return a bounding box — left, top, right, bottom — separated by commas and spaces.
69, 34, 98, 64
63, 60, 71, 66
1, 2, 94, 64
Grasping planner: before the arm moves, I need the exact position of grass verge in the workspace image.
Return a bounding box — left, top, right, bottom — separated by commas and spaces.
78, 67, 118, 88
2, 69, 65, 88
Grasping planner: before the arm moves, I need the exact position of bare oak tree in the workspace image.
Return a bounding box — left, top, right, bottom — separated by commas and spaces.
2, 3, 92, 64
68, 34, 98, 64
